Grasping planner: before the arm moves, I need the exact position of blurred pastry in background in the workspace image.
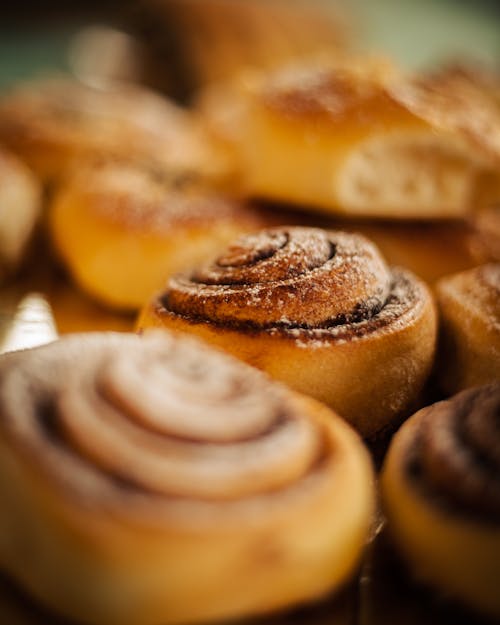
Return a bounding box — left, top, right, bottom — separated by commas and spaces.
137, 0, 351, 100
200, 55, 500, 219
0, 149, 40, 283
381, 383, 500, 620
49, 160, 277, 310
138, 226, 437, 440
329, 218, 477, 286
425, 61, 500, 109
436, 263, 500, 395
469, 204, 500, 263
0, 76, 231, 186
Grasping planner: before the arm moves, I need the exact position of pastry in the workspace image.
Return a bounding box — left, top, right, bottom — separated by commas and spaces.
469, 205, 500, 263
0, 149, 40, 282
139, 0, 349, 98
137, 226, 437, 438
200, 56, 500, 218
436, 263, 500, 394
381, 383, 500, 619
0, 330, 374, 625
49, 160, 274, 310
0, 76, 229, 185
318, 215, 477, 285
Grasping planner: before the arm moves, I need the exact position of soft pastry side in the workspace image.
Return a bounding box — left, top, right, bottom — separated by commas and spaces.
381, 383, 500, 619
0, 330, 374, 625
49, 160, 274, 310
0, 76, 231, 185
469, 205, 500, 263
0, 149, 40, 283
436, 263, 500, 394
138, 226, 437, 439
200, 56, 500, 218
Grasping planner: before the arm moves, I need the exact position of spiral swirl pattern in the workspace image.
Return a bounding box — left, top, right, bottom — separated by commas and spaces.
0, 330, 375, 625
409, 384, 500, 521
0, 331, 340, 515
165, 227, 393, 328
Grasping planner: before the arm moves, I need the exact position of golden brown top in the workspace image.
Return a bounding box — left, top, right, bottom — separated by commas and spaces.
260, 56, 400, 119
0, 76, 221, 178
391, 70, 500, 165
57, 160, 263, 233
471, 207, 500, 263
406, 384, 500, 522
438, 263, 500, 332
0, 331, 340, 527
161, 226, 428, 343
251, 57, 500, 165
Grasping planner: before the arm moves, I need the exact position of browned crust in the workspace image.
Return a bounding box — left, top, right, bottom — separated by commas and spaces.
57, 160, 265, 234
254, 57, 500, 165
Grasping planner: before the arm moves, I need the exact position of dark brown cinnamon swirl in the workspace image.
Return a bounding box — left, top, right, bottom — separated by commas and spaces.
0, 330, 374, 625
137, 226, 437, 438
381, 383, 500, 618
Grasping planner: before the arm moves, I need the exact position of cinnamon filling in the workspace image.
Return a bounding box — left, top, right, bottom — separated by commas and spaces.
0, 332, 328, 505
163, 227, 396, 329
406, 384, 500, 523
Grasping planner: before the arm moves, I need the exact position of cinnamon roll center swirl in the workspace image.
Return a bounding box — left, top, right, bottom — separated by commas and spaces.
165, 227, 392, 328
409, 384, 500, 522
1, 332, 327, 504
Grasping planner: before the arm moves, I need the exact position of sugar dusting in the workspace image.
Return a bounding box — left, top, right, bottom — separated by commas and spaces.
162, 225, 425, 347
76, 161, 257, 233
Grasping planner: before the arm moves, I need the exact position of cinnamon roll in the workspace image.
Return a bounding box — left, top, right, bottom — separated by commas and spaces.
49, 160, 271, 310
138, 226, 437, 438
0, 330, 374, 625
0, 76, 229, 184
0, 149, 40, 283
201, 56, 500, 218
381, 383, 500, 619
436, 264, 500, 394
469, 205, 500, 264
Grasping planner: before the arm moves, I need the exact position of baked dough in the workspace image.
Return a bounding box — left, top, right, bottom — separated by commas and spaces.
0, 149, 40, 282
469, 206, 500, 263
49, 160, 271, 310
138, 226, 437, 438
436, 263, 500, 394
0, 330, 374, 625
381, 383, 500, 619
0, 76, 229, 184
201, 56, 500, 218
